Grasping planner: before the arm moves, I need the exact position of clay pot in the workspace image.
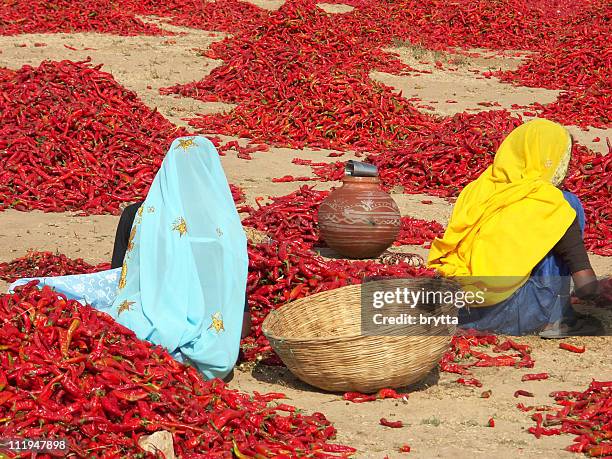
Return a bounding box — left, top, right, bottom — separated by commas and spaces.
318, 176, 401, 259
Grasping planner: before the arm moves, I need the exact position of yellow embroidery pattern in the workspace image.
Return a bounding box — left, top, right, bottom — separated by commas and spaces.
118, 262, 128, 290
172, 217, 188, 237
137, 205, 144, 217
127, 226, 137, 252
176, 138, 196, 152
117, 300, 135, 315
208, 312, 225, 333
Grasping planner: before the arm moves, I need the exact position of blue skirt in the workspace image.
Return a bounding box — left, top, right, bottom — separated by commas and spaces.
458, 191, 585, 335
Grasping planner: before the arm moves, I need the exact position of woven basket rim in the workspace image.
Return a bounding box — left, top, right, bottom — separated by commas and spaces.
262, 280, 460, 344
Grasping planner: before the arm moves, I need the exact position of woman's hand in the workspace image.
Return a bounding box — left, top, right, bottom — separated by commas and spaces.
572, 269, 599, 300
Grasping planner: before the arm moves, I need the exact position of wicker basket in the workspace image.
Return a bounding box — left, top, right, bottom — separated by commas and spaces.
262, 278, 459, 393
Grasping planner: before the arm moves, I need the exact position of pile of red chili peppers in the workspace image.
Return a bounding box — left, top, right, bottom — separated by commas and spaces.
496, 2, 610, 129
0, 59, 249, 215
1, 0, 609, 253
0, 251, 110, 283
0, 0, 165, 35
440, 334, 534, 380
159, 0, 610, 255
524, 380, 612, 457
0, 282, 355, 458
0, 60, 188, 215
241, 187, 330, 246
126, 0, 267, 35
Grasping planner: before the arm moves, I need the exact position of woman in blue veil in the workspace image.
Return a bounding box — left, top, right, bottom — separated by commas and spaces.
10, 136, 249, 380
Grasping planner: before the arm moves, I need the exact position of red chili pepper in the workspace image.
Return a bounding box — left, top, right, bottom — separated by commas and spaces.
521, 373, 549, 381
399, 444, 411, 453
559, 343, 586, 353
112, 389, 149, 402
514, 390, 535, 398
212, 409, 245, 430
0, 392, 14, 406
487, 418, 495, 427
59, 318, 80, 358
456, 378, 482, 387
377, 388, 404, 400
343, 392, 377, 403
588, 444, 612, 457
379, 418, 403, 428
274, 404, 296, 413
321, 444, 357, 453
0, 370, 7, 391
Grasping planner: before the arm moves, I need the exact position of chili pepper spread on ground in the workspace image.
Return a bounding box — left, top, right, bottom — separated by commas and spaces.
0, 251, 110, 283
1, 2, 609, 252
439, 334, 535, 376
155, 0, 610, 254
0, 60, 244, 216
0, 282, 355, 458
525, 380, 612, 456
0, 1, 610, 457
240, 185, 443, 249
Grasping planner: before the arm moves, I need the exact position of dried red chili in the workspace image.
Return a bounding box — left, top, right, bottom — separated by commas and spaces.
524, 380, 611, 454
456, 378, 483, 388
514, 390, 535, 398
379, 418, 403, 428
0, 0, 165, 35
0, 283, 353, 457
377, 388, 405, 400
559, 343, 586, 353
521, 373, 549, 381
343, 392, 377, 403
439, 335, 535, 377
0, 251, 110, 283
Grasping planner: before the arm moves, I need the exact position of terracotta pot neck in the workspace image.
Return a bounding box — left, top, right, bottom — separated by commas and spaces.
342, 175, 380, 185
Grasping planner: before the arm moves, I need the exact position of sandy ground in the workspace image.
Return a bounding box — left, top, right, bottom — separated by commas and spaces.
1, 9, 611, 458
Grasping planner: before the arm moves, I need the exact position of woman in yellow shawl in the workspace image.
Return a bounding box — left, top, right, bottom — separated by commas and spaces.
428, 119, 600, 337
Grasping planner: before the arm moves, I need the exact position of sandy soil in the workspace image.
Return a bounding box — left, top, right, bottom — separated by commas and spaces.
0, 10, 610, 458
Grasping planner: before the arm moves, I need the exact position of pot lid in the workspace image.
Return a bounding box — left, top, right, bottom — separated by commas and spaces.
345, 160, 378, 177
